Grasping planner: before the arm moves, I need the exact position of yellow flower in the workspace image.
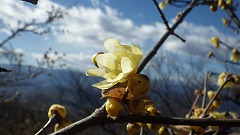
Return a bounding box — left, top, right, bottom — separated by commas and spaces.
86, 38, 143, 90
218, 0, 224, 7
159, 1, 166, 10
210, 111, 226, 119
207, 90, 217, 99
194, 108, 204, 118
210, 37, 219, 48
226, 0, 232, 5
217, 72, 233, 88
231, 54, 239, 63
230, 48, 239, 63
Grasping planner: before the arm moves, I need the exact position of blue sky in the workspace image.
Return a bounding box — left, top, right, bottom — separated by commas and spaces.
0, 0, 239, 72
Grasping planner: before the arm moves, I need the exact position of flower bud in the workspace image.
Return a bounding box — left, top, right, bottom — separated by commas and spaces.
48, 104, 67, 119
147, 123, 161, 132
128, 74, 150, 97
126, 123, 141, 135
127, 98, 145, 114
105, 98, 124, 118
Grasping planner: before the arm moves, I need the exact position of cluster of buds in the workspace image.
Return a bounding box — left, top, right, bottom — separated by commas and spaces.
217, 72, 240, 88
126, 106, 166, 135
104, 73, 151, 119
210, 0, 233, 12
187, 91, 223, 133
209, 37, 239, 63
207, 90, 222, 110
230, 48, 239, 63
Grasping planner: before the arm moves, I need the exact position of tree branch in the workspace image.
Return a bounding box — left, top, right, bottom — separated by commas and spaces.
225, 5, 240, 28
50, 105, 240, 135
137, 0, 196, 73
152, 0, 186, 42
21, 0, 38, 5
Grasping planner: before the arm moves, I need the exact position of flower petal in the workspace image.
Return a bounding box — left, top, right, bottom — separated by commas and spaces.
131, 44, 143, 63
96, 53, 115, 68
86, 68, 105, 76
104, 38, 121, 52
93, 80, 117, 90
121, 57, 133, 73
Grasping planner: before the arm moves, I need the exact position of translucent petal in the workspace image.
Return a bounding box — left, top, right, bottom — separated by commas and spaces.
106, 62, 117, 71
121, 57, 133, 73
93, 80, 117, 90
115, 44, 131, 52
110, 72, 128, 82
131, 44, 142, 55
96, 53, 115, 68
114, 52, 135, 70
131, 44, 143, 63
106, 72, 118, 81
104, 38, 121, 52
86, 68, 105, 76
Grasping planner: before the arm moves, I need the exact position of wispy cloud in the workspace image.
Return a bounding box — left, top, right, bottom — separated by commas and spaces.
55, 4, 166, 51
0, 0, 238, 71
0, 0, 63, 30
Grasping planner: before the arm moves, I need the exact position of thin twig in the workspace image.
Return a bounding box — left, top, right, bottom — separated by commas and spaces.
35, 114, 57, 135
173, 33, 186, 42
201, 75, 231, 117
202, 72, 209, 108
212, 55, 240, 65
225, 5, 240, 28
152, 0, 186, 42
152, 0, 170, 29
186, 91, 201, 118
219, 41, 234, 50
138, 0, 196, 73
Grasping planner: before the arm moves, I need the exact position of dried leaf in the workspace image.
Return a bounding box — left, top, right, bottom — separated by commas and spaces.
101, 87, 133, 100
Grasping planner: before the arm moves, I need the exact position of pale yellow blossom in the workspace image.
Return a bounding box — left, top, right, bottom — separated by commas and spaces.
210, 37, 220, 48
86, 38, 143, 90
217, 72, 233, 88
159, 1, 166, 10
230, 48, 239, 63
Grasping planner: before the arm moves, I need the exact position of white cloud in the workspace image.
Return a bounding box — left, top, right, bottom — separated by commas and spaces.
0, 0, 238, 72
90, 0, 109, 7
0, 0, 63, 31
161, 21, 239, 59
55, 4, 166, 51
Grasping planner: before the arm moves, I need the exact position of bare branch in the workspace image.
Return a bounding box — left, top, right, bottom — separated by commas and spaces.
152, 0, 186, 42
138, 0, 196, 73
21, 0, 38, 5
50, 105, 240, 135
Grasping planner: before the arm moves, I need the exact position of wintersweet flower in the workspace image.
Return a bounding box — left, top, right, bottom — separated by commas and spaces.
210, 37, 220, 48
86, 38, 143, 90
217, 72, 233, 88
159, 1, 166, 10
230, 48, 239, 63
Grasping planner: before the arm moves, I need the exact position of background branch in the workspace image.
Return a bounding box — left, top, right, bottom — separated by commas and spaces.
137, 0, 196, 73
